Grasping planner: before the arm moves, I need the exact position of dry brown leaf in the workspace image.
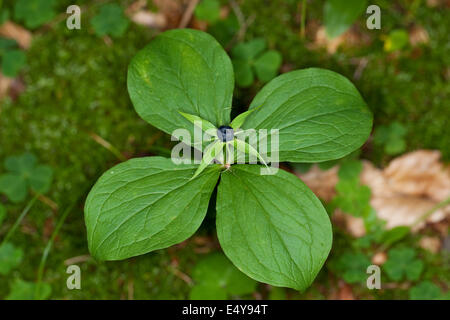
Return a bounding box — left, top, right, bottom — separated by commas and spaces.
0, 21, 32, 49
153, 0, 186, 29
383, 150, 450, 202
297, 150, 450, 235
372, 252, 387, 265
419, 236, 441, 253
0, 73, 12, 100
409, 25, 430, 46
131, 10, 167, 29
311, 26, 371, 54
297, 164, 338, 201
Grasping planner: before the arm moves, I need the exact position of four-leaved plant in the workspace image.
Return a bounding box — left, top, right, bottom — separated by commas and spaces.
85, 29, 372, 291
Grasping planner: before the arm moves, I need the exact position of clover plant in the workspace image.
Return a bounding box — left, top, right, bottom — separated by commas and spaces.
324, 0, 367, 39
85, 29, 372, 290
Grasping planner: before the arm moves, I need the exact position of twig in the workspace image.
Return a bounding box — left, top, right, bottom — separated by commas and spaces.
178, 0, 200, 28
89, 132, 127, 162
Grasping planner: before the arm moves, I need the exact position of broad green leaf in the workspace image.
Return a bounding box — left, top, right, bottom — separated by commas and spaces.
0, 204, 6, 225
383, 248, 424, 281
380, 226, 410, 247
192, 140, 224, 179
1, 49, 26, 78
216, 165, 332, 290
409, 281, 442, 300
85, 157, 221, 260
179, 111, 217, 134
14, 0, 56, 29
253, 50, 282, 82
91, 4, 129, 38
6, 279, 51, 300
190, 253, 257, 299
128, 29, 234, 141
194, 0, 221, 24
0, 243, 24, 275
242, 68, 372, 163
324, 0, 367, 39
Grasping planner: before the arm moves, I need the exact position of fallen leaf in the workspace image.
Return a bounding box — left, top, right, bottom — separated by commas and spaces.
372, 251, 387, 265
409, 25, 429, 46
419, 236, 441, 253
0, 21, 32, 49
130, 10, 167, 29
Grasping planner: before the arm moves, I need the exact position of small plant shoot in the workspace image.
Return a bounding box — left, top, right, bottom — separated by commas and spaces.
85, 29, 372, 291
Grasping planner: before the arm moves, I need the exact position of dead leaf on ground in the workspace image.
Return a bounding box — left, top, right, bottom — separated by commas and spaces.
0, 21, 32, 49
130, 10, 167, 29
153, 0, 186, 29
297, 150, 450, 235
419, 236, 441, 253
409, 25, 430, 46
310, 26, 371, 54
328, 281, 355, 300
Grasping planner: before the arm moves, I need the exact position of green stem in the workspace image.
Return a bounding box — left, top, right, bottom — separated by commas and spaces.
34, 202, 77, 299
300, 0, 307, 39
1, 194, 39, 246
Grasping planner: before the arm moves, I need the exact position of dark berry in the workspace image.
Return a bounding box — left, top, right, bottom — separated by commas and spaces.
217, 126, 234, 142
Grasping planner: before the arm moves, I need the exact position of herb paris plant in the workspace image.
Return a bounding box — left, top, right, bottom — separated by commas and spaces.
85, 29, 372, 291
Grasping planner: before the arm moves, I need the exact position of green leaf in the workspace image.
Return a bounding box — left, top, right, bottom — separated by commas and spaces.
233, 59, 254, 87
14, 0, 56, 29
324, 0, 367, 39
231, 38, 266, 61
0, 152, 52, 202
0, 38, 18, 55
29, 165, 53, 193
383, 248, 424, 281
192, 140, 224, 179
379, 226, 410, 247
91, 4, 129, 38
190, 253, 257, 299
234, 138, 268, 166
178, 111, 217, 135
253, 50, 282, 82
216, 165, 332, 290
194, 0, 221, 24
0, 173, 28, 203
1, 49, 26, 77
207, 14, 239, 47
230, 106, 260, 130
332, 251, 371, 284
242, 68, 372, 163
128, 29, 234, 140
373, 122, 407, 155
384, 29, 409, 52
0, 203, 6, 225
85, 157, 221, 260
6, 279, 51, 300
409, 281, 442, 300
0, 242, 24, 275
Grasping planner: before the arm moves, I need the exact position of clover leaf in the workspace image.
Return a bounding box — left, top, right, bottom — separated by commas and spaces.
332, 251, 371, 284
384, 29, 409, 52
91, 4, 129, 38
195, 0, 221, 24
409, 281, 445, 300
373, 122, 407, 155
231, 38, 282, 87
324, 0, 367, 39
0, 38, 27, 78
189, 253, 257, 300
6, 278, 51, 300
85, 29, 372, 291
383, 248, 424, 281
0, 242, 24, 275
0, 152, 53, 203
14, 0, 56, 29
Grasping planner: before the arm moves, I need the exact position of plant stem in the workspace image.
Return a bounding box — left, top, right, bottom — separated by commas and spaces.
300, 0, 307, 39
0, 194, 39, 246
88, 132, 127, 162
34, 202, 77, 299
